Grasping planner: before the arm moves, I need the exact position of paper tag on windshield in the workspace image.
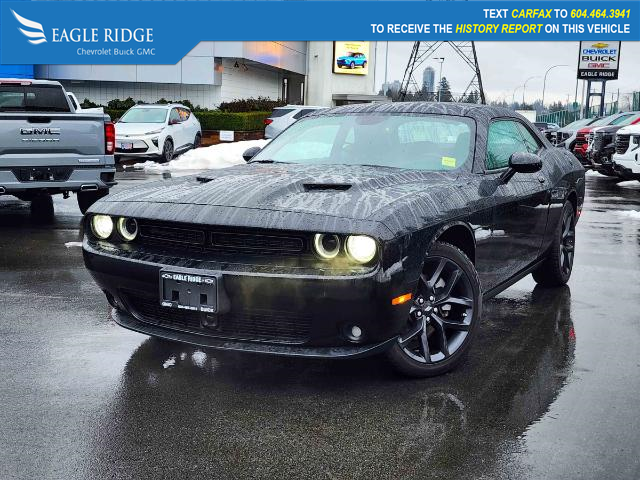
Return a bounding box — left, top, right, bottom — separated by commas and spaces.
441, 156, 456, 168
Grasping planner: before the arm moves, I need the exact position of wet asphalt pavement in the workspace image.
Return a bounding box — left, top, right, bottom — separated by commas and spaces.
1, 171, 639, 480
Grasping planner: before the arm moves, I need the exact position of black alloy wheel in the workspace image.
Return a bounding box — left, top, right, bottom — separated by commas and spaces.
387, 242, 481, 377
533, 201, 576, 287
161, 139, 174, 163
349, 61, 355, 69
362, 61, 368, 69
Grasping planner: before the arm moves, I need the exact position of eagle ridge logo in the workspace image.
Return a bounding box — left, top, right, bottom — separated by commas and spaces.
12, 10, 47, 45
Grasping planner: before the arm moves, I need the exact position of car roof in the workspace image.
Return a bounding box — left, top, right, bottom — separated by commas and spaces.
0, 78, 62, 86
131, 103, 188, 109
276, 105, 326, 110
307, 102, 523, 124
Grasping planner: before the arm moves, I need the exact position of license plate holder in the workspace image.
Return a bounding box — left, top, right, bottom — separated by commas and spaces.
159, 269, 218, 313
120, 142, 134, 150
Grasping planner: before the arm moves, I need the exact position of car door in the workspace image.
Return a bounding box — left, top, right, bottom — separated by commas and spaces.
474, 119, 550, 290
167, 107, 185, 149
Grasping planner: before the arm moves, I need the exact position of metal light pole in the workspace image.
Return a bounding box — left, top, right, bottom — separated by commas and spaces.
434, 57, 445, 102
512, 85, 523, 106
542, 64, 569, 109
522, 75, 541, 107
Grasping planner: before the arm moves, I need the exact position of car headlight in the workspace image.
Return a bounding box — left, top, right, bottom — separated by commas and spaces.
91, 214, 113, 240
345, 235, 377, 264
145, 128, 164, 135
313, 233, 340, 259
117, 217, 138, 241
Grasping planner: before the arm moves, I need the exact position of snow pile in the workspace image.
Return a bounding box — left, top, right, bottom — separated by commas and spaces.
134, 139, 270, 173
616, 180, 640, 188
613, 210, 640, 220
585, 170, 606, 177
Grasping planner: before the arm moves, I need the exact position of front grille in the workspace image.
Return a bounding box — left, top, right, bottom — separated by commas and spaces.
593, 132, 604, 152
616, 134, 630, 154
124, 292, 312, 344
138, 220, 308, 255
12, 166, 73, 182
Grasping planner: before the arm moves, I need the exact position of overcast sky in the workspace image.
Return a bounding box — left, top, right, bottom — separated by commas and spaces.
373, 42, 639, 105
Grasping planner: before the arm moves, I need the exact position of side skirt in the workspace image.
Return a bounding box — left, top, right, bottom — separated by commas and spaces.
482, 257, 546, 301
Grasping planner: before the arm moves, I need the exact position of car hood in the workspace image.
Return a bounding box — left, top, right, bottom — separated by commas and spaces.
617, 125, 640, 135
116, 122, 165, 136
101, 163, 460, 223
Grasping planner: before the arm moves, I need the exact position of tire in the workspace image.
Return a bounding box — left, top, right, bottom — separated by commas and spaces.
532, 201, 576, 287
362, 61, 368, 69
77, 189, 108, 215
160, 139, 174, 163
349, 61, 355, 69
30, 193, 54, 219
386, 242, 482, 377
194, 133, 202, 149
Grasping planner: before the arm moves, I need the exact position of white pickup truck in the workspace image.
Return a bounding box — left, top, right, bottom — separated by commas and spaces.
0, 78, 116, 215
612, 124, 640, 181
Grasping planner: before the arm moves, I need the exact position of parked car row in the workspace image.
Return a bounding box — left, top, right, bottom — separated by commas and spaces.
550, 111, 640, 182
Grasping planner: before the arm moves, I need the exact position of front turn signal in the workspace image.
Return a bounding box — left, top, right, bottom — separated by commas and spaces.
392, 293, 413, 306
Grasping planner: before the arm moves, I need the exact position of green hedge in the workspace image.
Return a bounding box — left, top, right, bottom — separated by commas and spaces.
105, 109, 268, 132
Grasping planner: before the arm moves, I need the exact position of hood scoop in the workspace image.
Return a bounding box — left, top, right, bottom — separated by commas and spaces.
302, 183, 352, 192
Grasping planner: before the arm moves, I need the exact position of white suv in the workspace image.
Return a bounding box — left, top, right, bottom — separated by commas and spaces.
612, 125, 640, 181
115, 104, 201, 162
264, 105, 326, 139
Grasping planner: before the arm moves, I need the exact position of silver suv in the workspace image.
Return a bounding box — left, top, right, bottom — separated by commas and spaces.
264, 105, 326, 139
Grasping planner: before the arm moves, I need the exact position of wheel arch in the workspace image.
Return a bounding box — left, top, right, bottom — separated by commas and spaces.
429, 221, 476, 264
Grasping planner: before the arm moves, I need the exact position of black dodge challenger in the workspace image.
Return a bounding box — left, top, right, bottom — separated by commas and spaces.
83, 103, 585, 377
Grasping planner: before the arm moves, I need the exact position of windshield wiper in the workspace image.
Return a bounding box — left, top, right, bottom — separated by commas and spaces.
248, 159, 290, 164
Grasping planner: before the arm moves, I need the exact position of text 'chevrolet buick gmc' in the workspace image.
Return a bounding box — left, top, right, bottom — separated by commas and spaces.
0, 79, 116, 215
83, 102, 585, 377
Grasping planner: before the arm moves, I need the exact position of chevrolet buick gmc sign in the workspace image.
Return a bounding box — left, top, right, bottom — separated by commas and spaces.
577, 41, 621, 80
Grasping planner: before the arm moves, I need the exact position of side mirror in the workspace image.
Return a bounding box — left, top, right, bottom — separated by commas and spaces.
242, 146, 261, 162
500, 152, 542, 183
510, 152, 542, 173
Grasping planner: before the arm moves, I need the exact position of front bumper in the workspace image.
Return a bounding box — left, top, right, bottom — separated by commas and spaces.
83, 239, 413, 358
613, 156, 640, 179
115, 134, 161, 158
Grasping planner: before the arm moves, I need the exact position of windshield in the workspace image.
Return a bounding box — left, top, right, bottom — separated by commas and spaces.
565, 118, 593, 129
252, 113, 474, 171
617, 114, 640, 126
119, 108, 168, 124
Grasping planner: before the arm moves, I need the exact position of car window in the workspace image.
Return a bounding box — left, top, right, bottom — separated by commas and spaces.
0, 84, 70, 112
515, 123, 542, 153
179, 108, 191, 121
293, 109, 316, 120
269, 108, 294, 119
169, 108, 181, 123
486, 120, 528, 170
610, 114, 632, 126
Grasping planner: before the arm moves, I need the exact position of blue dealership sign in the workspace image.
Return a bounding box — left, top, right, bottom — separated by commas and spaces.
0, 1, 638, 65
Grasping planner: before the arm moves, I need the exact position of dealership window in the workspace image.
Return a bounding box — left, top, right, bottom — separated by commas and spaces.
487, 120, 529, 170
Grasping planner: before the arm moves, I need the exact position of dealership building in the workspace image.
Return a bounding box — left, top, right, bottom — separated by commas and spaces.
31, 41, 385, 109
